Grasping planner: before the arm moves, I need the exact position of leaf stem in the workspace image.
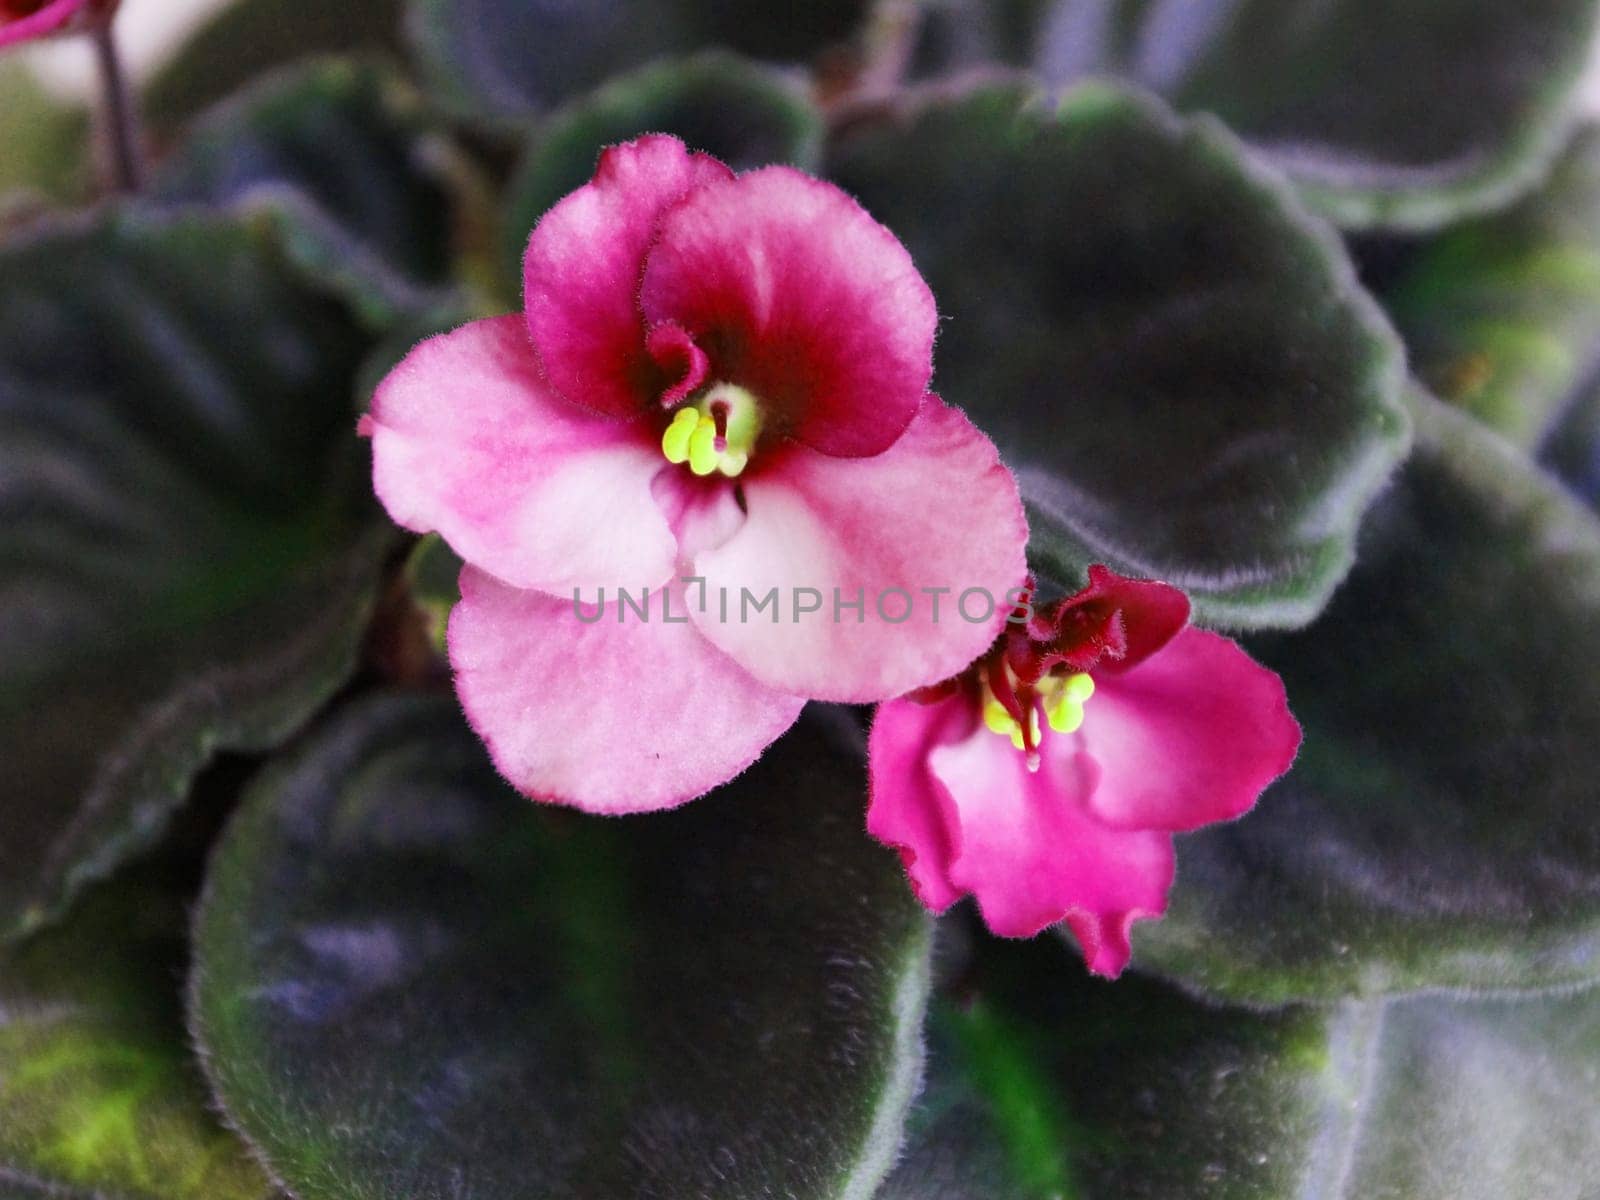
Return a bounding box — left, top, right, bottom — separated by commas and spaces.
90, 17, 143, 193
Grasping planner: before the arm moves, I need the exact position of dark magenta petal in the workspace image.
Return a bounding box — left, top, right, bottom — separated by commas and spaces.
450, 568, 805, 813
523, 135, 732, 417
639, 165, 936, 458
689, 397, 1028, 702
1080, 627, 1301, 832
645, 320, 710, 409
1045, 564, 1192, 675
363, 315, 678, 594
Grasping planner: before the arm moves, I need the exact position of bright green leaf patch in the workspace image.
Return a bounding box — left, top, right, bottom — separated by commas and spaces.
883, 933, 1600, 1198
0, 820, 275, 1200
1138, 392, 1600, 1001
1383, 127, 1600, 447
191, 696, 930, 1200
0, 210, 393, 945
914, 0, 1600, 230
829, 81, 1408, 629
154, 59, 456, 327
501, 51, 823, 294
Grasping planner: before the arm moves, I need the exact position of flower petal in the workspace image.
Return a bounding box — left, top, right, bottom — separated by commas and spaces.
1046, 564, 1192, 675
0, 0, 87, 47
689, 397, 1028, 703
523, 135, 733, 418
639, 165, 936, 457
866, 694, 977, 913
930, 720, 1175, 977
450, 568, 805, 814
1079, 627, 1301, 832
363, 315, 677, 594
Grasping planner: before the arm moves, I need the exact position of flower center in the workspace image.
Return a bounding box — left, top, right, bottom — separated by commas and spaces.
660, 382, 764, 478
982, 667, 1095, 756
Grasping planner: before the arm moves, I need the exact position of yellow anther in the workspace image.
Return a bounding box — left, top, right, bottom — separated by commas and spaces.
1044, 672, 1094, 734
660, 381, 764, 478
984, 699, 1016, 736
687, 415, 720, 475
661, 407, 698, 464
1062, 673, 1095, 704
1008, 708, 1041, 751
1046, 692, 1086, 735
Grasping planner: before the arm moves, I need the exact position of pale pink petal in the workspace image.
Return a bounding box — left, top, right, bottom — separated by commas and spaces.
866, 694, 977, 912
930, 722, 1175, 978
362, 315, 676, 594
0, 0, 88, 47
1078, 628, 1301, 832
450, 568, 805, 813
524, 135, 733, 417
650, 468, 746, 563
689, 397, 1028, 703
639, 166, 936, 458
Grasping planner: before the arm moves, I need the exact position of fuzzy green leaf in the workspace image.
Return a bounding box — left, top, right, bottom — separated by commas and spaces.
912, 0, 1600, 230
829, 81, 1408, 629
1138, 392, 1600, 1000
1382, 127, 1600, 446
882, 934, 1600, 1199
0, 211, 392, 945
191, 697, 931, 1200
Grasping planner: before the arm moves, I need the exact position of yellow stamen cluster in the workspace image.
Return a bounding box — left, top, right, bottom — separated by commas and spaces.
982, 671, 1095, 753
661, 382, 762, 478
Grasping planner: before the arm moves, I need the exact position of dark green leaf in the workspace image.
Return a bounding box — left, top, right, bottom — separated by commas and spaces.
501, 51, 824, 293
0, 809, 275, 1200
142, 0, 405, 137
883, 934, 1600, 1199
405, 0, 868, 120
0, 210, 393, 945
913, 0, 1600, 230
191, 696, 931, 1200
1137, 391, 1600, 1001
154, 59, 456, 327
1382, 126, 1600, 446
829, 81, 1408, 629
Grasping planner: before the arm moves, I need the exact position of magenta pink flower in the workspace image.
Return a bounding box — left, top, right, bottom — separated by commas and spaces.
0, 0, 113, 48
362, 135, 1026, 813
868, 566, 1300, 977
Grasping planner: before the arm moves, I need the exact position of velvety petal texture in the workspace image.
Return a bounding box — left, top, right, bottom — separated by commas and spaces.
0, 0, 94, 48
523, 135, 732, 417
451, 569, 804, 814
868, 571, 1301, 977
640, 166, 936, 456
870, 692, 1174, 976
691, 398, 1028, 702
365, 133, 1028, 812
1079, 628, 1300, 832
363, 316, 677, 594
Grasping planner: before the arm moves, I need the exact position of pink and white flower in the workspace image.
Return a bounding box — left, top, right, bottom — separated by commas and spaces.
868, 567, 1301, 977
0, 0, 114, 48
362, 135, 1026, 813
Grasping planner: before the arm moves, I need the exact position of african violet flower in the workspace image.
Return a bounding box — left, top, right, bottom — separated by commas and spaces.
868, 566, 1300, 977
0, 0, 113, 47
363, 134, 1026, 813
